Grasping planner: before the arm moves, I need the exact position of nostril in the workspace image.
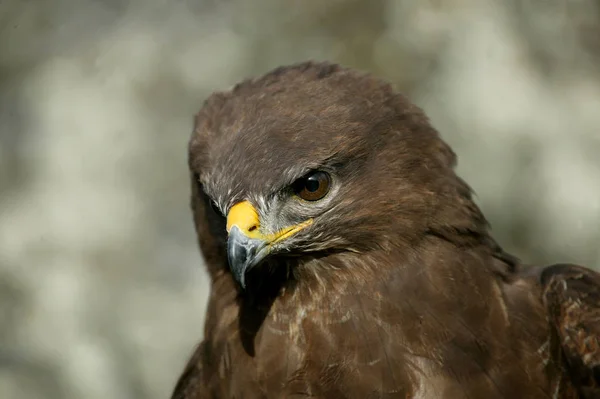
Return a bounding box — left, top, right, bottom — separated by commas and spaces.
248, 225, 257, 232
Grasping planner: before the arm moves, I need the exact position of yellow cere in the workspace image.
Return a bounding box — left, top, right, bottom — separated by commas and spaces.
226, 200, 260, 234
226, 200, 313, 243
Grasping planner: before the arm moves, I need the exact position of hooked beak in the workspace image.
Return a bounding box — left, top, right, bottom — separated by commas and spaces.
227, 226, 270, 289
226, 201, 313, 289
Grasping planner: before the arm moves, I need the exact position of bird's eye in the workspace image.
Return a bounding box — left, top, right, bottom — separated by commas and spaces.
292, 171, 331, 201
209, 199, 223, 216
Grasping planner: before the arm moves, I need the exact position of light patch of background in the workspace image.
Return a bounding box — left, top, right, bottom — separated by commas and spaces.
0, 1, 599, 398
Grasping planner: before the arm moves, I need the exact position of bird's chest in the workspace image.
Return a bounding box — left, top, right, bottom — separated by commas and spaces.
211, 297, 418, 398
206, 287, 559, 399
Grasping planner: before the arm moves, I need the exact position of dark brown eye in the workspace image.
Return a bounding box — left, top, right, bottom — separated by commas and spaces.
292, 171, 331, 201
209, 199, 223, 216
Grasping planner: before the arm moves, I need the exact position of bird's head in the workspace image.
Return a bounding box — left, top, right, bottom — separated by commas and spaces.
189, 62, 487, 289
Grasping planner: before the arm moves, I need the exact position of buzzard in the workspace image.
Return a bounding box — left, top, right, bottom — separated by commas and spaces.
172, 62, 600, 398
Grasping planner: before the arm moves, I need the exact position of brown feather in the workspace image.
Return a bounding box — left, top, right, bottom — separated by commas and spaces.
540, 264, 600, 397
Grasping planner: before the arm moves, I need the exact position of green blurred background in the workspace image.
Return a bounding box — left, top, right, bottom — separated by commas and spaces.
1, 1, 599, 398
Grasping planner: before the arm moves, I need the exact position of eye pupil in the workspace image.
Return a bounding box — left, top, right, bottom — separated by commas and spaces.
209, 200, 222, 216
292, 171, 331, 201
305, 177, 320, 192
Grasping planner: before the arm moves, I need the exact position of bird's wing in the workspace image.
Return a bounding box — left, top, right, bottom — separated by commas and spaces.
540, 263, 600, 395
171, 342, 207, 399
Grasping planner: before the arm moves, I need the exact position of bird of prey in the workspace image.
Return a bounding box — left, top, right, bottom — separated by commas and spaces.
172, 61, 600, 398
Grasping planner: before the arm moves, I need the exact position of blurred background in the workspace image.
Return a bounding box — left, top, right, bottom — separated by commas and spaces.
1, 0, 599, 398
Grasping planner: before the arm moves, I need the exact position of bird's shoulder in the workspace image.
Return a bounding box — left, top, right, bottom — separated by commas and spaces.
170, 341, 207, 399
536, 263, 600, 395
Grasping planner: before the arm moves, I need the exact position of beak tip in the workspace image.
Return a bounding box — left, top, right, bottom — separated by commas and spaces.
227, 226, 254, 289
230, 265, 248, 290
227, 226, 269, 289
